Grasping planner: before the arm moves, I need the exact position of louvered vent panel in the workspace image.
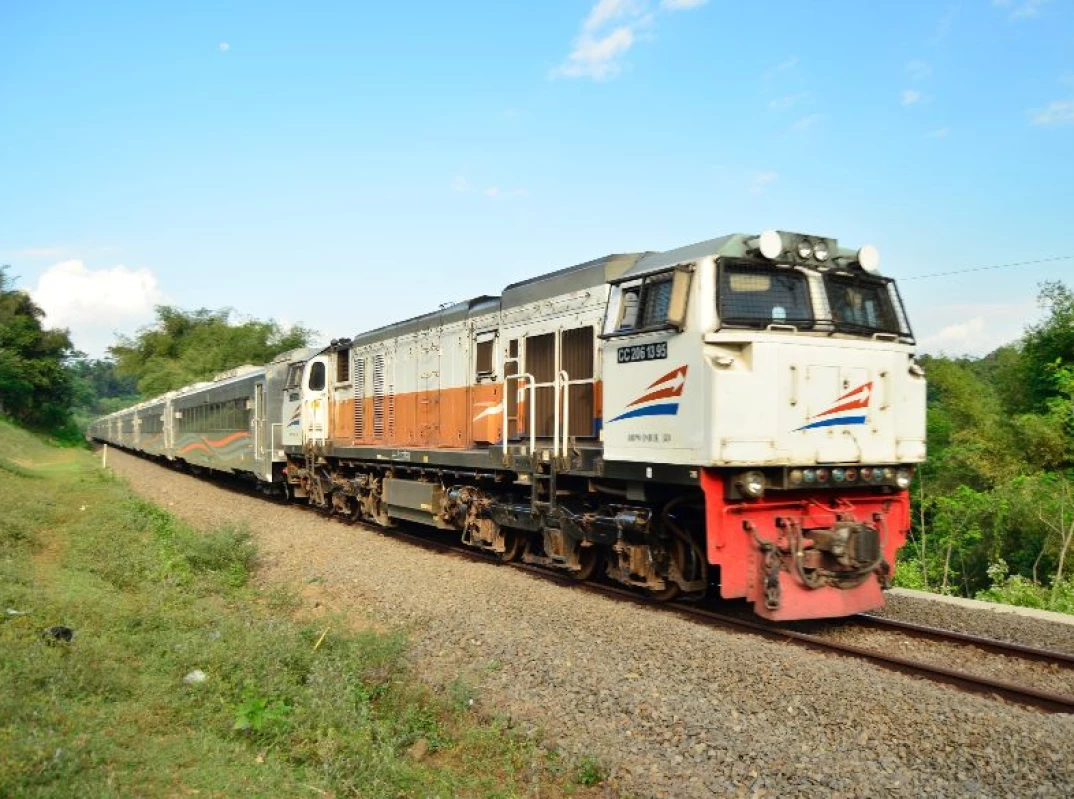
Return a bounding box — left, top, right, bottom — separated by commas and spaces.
353, 355, 365, 440
373, 355, 385, 439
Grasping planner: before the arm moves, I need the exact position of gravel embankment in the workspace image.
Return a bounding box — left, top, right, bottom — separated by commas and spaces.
871, 593, 1074, 655
801, 624, 1074, 697
105, 450, 1074, 798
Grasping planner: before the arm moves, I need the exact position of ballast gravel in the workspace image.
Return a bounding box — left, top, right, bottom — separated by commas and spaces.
105, 450, 1074, 798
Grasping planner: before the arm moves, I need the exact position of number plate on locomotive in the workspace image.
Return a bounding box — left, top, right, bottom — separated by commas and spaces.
617, 342, 668, 363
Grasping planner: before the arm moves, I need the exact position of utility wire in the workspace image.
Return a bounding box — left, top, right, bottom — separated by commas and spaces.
902, 254, 1074, 281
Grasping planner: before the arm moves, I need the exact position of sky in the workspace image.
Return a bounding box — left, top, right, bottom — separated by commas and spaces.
1, 0, 1072, 358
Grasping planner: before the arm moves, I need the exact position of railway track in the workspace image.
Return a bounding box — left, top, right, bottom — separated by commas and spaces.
111, 451, 1074, 715
383, 525, 1074, 714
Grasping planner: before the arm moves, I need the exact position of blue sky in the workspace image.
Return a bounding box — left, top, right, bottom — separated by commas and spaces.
1, 0, 1072, 357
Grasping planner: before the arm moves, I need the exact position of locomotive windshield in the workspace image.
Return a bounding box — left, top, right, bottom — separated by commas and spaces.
718, 263, 814, 329
823, 273, 906, 336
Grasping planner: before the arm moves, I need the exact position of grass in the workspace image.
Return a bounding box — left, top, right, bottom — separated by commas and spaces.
0, 419, 599, 797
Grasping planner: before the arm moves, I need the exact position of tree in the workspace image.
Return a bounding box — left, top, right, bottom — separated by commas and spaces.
109, 306, 315, 395
0, 265, 77, 434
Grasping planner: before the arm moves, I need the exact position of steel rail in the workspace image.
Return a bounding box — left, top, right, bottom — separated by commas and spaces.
851, 613, 1074, 667
108, 447, 1074, 714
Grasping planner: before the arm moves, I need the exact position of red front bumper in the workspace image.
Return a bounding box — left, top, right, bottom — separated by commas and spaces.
700, 469, 910, 621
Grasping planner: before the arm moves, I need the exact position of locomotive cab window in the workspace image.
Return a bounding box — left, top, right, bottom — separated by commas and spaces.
336, 349, 350, 383
605, 267, 691, 337
285, 363, 304, 389
824, 273, 906, 337
718, 262, 814, 329
308, 361, 326, 391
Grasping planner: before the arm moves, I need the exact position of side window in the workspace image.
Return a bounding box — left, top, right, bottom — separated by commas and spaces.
285, 363, 304, 389
308, 361, 326, 391
607, 268, 691, 336
336, 349, 350, 383
474, 332, 496, 379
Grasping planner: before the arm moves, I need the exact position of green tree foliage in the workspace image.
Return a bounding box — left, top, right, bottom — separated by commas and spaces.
110, 306, 314, 395
901, 281, 1074, 611
0, 265, 77, 436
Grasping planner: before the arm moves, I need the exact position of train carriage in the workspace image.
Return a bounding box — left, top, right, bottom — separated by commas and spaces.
91, 230, 926, 621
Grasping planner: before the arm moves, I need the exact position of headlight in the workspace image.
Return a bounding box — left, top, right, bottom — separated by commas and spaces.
814, 240, 830, 261
738, 470, 766, 498
895, 468, 912, 489
789, 469, 803, 486
796, 239, 813, 259
857, 244, 881, 274
758, 230, 783, 259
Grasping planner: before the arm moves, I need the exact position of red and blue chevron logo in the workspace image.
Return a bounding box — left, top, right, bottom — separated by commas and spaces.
796, 381, 872, 431
609, 365, 688, 423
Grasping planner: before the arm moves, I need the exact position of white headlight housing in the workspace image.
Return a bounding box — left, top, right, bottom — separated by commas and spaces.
895, 468, 912, 490
739, 470, 766, 498
857, 244, 881, 274
758, 230, 783, 260
814, 241, 830, 261
796, 239, 813, 259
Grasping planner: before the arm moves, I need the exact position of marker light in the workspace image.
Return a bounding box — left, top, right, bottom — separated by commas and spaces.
860, 467, 873, 481
803, 469, 816, 483
845, 468, 858, 482
816, 468, 830, 482
832, 468, 845, 482
895, 469, 913, 490
739, 471, 766, 498
789, 469, 804, 486
814, 240, 830, 261
857, 244, 881, 274
796, 239, 814, 259
758, 230, 783, 260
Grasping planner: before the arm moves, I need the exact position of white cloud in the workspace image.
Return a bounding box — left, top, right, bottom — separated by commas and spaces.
769, 92, 810, 110
749, 171, 778, 195
790, 114, 822, 132
994, 0, 1051, 20
661, 0, 709, 9
917, 301, 1038, 357
31, 260, 164, 356
930, 6, 957, 43
901, 89, 922, 106
584, 0, 636, 31
219, 41, 230, 52
553, 0, 706, 80
925, 127, 951, 139
906, 60, 932, 81
1031, 98, 1074, 126
554, 26, 637, 80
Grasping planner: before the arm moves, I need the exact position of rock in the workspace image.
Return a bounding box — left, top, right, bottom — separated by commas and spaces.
408, 738, 429, 762
183, 669, 207, 685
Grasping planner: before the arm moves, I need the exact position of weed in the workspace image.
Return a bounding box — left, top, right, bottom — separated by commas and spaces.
574, 754, 608, 787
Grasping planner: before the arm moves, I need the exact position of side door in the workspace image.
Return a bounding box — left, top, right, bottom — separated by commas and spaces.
253, 381, 266, 463
281, 362, 305, 447
302, 356, 330, 446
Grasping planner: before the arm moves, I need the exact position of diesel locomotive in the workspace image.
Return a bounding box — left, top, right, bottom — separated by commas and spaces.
90, 230, 926, 620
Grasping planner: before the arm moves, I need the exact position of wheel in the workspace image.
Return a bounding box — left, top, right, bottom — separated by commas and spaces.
647, 537, 690, 602
572, 544, 601, 581
499, 529, 525, 563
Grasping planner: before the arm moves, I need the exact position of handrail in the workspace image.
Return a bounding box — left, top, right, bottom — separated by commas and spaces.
502, 368, 537, 458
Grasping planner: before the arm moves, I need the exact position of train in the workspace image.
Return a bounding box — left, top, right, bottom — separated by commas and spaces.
89, 230, 926, 620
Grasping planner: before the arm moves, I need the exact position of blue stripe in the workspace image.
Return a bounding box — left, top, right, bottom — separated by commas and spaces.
609, 403, 679, 423
796, 415, 867, 432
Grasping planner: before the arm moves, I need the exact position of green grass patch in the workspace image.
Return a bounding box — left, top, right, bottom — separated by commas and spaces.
0, 419, 589, 797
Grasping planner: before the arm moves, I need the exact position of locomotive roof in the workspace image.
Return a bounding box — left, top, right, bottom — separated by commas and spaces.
345, 253, 642, 348
618, 234, 737, 282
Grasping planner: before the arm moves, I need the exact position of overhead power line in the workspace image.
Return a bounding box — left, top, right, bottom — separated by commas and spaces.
902, 254, 1074, 281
